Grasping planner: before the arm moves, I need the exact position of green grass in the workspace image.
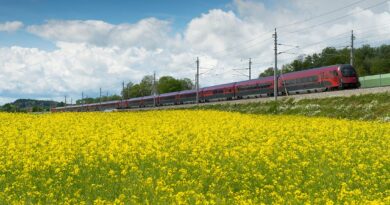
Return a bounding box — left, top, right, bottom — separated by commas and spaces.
188, 92, 390, 121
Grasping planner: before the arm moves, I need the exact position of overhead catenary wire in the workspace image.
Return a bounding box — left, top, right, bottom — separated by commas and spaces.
204, 0, 374, 65
284, 0, 389, 34
72, 1, 390, 101
276, 0, 369, 29
204, 30, 274, 56
355, 37, 390, 46
195, 0, 374, 61
283, 23, 390, 54
178, 1, 389, 80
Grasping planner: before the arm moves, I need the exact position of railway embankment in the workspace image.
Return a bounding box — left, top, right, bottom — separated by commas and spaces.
190, 91, 390, 121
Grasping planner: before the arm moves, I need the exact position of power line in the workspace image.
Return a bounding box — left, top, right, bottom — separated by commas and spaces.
210, 37, 274, 60
357, 31, 390, 40
290, 23, 390, 53
180, 1, 388, 77
354, 23, 390, 35
277, 0, 368, 29
206, 30, 274, 56
273, 28, 278, 101
180, 2, 385, 78
169, 1, 389, 82
355, 37, 390, 46
285, 0, 389, 34
295, 32, 351, 50
196, 57, 199, 105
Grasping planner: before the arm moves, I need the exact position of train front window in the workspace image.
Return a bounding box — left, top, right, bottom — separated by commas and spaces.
340, 65, 357, 77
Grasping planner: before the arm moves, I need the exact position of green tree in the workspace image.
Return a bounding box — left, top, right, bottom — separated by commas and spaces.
354, 45, 375, 75
157, 76, 183, 94
121, 76, 194, 97
259, 67, 277, 77
32, 106, 43, 112
279, 44, 390, 77
1, 104, 17, 112
139, 75, 153, 96
129, 84, 142, 98
121, 82, 134, 99
179, 78, 194, 90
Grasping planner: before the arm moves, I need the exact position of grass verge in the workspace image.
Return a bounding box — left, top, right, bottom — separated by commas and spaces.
188, 92, 390, 121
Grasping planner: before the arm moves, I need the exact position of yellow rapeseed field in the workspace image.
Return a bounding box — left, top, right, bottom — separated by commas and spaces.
0, 110, 389, 204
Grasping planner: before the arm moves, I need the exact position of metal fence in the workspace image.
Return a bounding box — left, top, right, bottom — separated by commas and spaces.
359, 73, 390, 88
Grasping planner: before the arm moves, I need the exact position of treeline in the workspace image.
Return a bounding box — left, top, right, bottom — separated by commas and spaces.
259, 44, 390, 77
75, 95, 122, 105
71, 75, 194, 104
121, 75, 193, 99
0, 99, 60, 112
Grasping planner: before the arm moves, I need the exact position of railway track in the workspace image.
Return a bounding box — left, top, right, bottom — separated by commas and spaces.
118, 86, 390, 112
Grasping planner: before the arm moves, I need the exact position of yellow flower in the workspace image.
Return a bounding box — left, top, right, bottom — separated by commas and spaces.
0, 111, 388, 204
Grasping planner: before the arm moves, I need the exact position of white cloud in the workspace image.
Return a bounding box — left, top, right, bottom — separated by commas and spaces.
0, 42, 194, 102
1, 0, 390, 104
0, 21, 23, 32
185, 9, 256, 54
27, 18, 172, 49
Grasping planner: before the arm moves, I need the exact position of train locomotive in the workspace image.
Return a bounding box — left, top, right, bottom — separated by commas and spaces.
52, 64, 360, 112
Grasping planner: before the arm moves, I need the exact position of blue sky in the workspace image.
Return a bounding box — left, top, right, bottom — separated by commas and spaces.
0, 0, 231, 48
0, 0, 228, 24
0, 0, 389, 104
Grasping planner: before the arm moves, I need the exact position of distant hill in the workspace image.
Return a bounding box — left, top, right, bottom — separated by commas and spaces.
0, 99, 63, 112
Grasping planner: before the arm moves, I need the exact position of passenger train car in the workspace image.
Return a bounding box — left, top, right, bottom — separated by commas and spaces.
52, 64, 360, 112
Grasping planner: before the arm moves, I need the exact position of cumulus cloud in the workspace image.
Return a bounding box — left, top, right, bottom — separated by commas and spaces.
1, 0, 390, 104
27, 18, 172, 49
0, 42, 196, 102
0, 21, 23, 32
185, 9, 258, 54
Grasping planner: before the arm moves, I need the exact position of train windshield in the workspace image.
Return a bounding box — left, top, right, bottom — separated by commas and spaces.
340, 65, 357, 77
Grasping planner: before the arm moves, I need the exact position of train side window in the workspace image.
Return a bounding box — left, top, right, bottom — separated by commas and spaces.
213, 89, 223, 94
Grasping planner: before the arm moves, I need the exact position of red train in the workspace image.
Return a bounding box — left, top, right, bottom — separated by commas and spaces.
52, 64, 360, 112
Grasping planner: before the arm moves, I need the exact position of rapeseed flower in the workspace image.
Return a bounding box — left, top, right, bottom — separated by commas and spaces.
0, 111, 388, 204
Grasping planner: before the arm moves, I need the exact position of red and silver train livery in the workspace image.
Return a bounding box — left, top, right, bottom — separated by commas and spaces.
52, 64, 360, 112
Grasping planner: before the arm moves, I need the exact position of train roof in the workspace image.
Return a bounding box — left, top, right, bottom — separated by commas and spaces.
142, 95, 155, 99
159, 91, 180, 97
202, 82, 236, 90
53, 64, 351, 111
54, 99, 120, 109
125, 96, 143, 102
179, 89, 196, 94
235, 76, 274, 85
281, 64, 342, 78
